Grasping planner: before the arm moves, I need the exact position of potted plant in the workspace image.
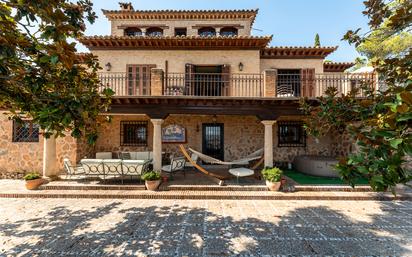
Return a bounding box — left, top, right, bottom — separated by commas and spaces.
23, 172, 44, 190
261, 167, 283, 191
141, 171, 162, 191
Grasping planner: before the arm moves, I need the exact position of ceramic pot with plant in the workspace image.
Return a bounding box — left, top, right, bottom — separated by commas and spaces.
141, 171, 162, 191
261, 167, 283, 191
23, 172, 44, 190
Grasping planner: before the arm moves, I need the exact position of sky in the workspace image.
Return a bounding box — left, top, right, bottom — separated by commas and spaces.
78, 0, 370, 62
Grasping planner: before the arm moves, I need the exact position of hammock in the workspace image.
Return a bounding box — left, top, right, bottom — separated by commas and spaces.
188, 147, 263, 166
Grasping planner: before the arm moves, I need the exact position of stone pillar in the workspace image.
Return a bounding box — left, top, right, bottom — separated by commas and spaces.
42, 133, 57, 178
151, 119, 164, 171
151, 69, 164, 96
141, 28, 147, 36
263, 69, 277, 97
262, 120, 276, 168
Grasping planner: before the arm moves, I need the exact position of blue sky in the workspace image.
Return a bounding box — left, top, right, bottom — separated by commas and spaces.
78, 0, 370, 62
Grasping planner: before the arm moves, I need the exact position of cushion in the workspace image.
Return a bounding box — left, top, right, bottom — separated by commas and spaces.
120, 152, 131, 160
96, 152, 113, 159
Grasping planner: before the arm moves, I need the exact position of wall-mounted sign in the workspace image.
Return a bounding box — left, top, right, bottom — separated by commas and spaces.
162, 124, 186, 143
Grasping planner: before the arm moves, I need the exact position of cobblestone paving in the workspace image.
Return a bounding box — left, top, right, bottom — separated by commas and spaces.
0, 198, 411, 256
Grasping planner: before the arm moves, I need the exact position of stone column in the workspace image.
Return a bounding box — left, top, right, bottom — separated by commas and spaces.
151, 119, 164, 171
263, 69, 277, 97
42, 133, 57, 178
262, 120, 276, 168
151, 69, 164, 96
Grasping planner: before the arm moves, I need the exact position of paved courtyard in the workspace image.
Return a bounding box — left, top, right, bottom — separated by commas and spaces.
0, 198, 411, 256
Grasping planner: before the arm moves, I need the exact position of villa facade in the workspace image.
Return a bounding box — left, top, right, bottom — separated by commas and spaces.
0, 3, 377, 177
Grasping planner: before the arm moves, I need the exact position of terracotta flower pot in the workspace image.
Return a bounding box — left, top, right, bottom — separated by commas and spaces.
266, 180, 281, 191
145, 180, 161, 191
25, 178, 44, 190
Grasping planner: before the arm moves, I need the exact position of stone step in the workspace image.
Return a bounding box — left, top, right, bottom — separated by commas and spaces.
1, 189, 410, 201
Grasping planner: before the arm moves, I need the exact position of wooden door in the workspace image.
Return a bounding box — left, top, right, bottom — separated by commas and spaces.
127, 65, 155, 96
202, 123, 224, 161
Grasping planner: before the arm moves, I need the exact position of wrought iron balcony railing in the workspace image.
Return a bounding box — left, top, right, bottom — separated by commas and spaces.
98, 72, 378, 98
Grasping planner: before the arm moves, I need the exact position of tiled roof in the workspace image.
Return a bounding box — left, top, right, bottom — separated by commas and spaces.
261, 46, 338, 59
79, 35, 272, 50
102, 9, 259, 25
323, 62, 355, 72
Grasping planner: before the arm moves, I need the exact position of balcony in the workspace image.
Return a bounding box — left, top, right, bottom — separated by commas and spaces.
99, 71, 378, 98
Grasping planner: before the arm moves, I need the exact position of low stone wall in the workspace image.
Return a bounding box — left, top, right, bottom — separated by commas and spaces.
0, 113, 79, 176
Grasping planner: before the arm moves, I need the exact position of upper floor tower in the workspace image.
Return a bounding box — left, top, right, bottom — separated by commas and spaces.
102, 2, 258, 37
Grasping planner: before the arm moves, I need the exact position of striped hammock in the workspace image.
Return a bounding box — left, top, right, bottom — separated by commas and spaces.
188, 147, 263, 166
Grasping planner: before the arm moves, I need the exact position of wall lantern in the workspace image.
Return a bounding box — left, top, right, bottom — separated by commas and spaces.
238, 62, 244, 72
105, 62, 112, 71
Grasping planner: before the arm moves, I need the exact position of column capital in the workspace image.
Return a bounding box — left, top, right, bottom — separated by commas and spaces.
261, 120, 276, 126
150, 119, 164, 125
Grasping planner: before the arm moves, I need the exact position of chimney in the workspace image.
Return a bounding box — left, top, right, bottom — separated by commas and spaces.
119, 2, 134, 11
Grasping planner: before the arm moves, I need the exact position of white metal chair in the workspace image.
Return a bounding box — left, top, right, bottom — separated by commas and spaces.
63, 158, 84, 179
162, 157, 186, 180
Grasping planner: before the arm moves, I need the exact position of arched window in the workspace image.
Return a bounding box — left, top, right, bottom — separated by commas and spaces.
198, 27, 216, 37
146, 27, 163, 37
124, 27, 142, 37
220, 27, 238, 37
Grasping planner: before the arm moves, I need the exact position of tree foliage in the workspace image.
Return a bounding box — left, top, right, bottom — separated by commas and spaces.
301, 0, 412, 192
314, 33, 321, 47
0, 0, 113, 143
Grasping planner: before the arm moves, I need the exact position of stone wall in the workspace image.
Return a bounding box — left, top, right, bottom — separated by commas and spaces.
92, 49, 261, 74
110, 19, 252, 37
260, 58, 325, 74
92, 114, 351, 163
0, 113, 79, 176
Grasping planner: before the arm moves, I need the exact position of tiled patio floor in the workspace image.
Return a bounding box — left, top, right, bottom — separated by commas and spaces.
0, 198, 411, 256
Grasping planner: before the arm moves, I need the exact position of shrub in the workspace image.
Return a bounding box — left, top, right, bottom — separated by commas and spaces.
261, 167, 283, 182
23, 172, 41, 181
141, 171, 161, 181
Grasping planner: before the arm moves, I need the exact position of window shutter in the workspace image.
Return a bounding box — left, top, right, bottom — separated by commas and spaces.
301, 68, 315, 97
185, 63, 194, 95
221, 65, 231, 96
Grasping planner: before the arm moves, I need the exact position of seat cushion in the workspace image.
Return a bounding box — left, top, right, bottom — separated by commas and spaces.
228, 167, 254, 177
96, 152, 113, 159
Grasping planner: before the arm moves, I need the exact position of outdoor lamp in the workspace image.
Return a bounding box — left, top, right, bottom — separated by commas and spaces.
238, 62, 244, 72
105, 62, 112, 71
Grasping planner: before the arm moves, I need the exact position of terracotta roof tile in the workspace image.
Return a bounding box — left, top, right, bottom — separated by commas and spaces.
79, 35, 272, 50
323, 62, 355, 72
102, 9, 259, 25
261, 46, 338, 59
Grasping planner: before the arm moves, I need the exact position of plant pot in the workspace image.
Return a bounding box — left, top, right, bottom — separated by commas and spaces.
25, 178, 44, 190
266, 180, 281, 191
145, 180, 161, 191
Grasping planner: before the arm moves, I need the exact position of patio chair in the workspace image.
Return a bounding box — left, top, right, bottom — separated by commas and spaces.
63, 158, 84, 179
161, 156, 186, 180
102, 159, 123, 182
122, 159, 152, 183
80, 159, 105, 180
277, 84, 294, 98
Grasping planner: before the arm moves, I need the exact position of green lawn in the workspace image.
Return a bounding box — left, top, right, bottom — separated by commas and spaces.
283, 169, 369, 185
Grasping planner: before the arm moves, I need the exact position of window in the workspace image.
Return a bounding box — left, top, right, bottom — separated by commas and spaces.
277, 69, 301, 97
120, 121, 148, 146
146, 27, 163, 37
174, 27, 187, 36
198, 27, 216, 37
220, 27, 238, 37
278, 121, 306, 147
124, 27, 142, 36
12, 120, 40, 142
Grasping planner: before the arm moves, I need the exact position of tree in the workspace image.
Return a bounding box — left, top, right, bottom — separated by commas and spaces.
0, 0, 113, 143
301, 0, 412, 192
314, 33, 321, 47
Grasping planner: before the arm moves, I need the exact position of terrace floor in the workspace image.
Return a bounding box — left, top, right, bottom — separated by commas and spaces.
0, 197, 411, 256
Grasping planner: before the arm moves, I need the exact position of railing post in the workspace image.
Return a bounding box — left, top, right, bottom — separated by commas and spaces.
263, 69, 277, 97
151, 69, 164, 96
